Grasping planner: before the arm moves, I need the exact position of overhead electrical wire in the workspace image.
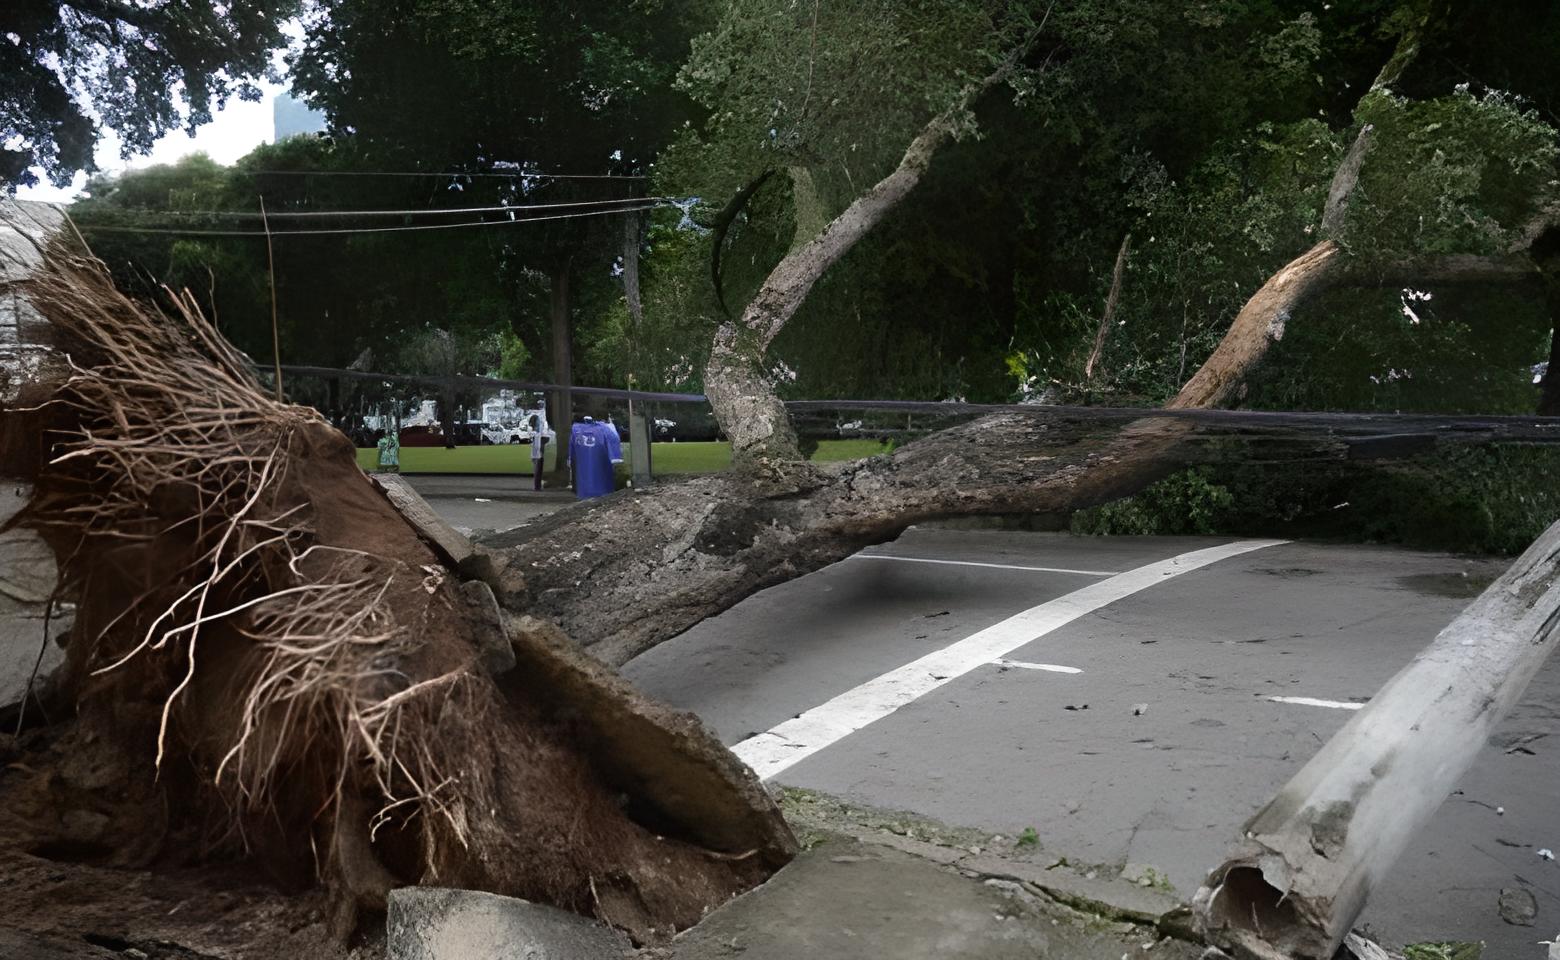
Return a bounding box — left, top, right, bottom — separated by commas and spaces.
74, 202, 665, 237
90, 195, 678, 220
241, 168, 647, 180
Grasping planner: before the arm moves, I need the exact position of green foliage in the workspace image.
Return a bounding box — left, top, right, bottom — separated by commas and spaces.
1, 2, 296, 189
289, 0, 713, 392
1073, 446, 1560, 556
72, 138, 522, 374
1046, 118, 1343, 402
1071, 468, 1235, 537
292, 0, 705, 174
1245, 282, 1550, 414
390, 327, 502, 380
666, 0, 1021, 210
1348, 88, 1560, 257
1016, 826, 1039, 848
498, 331, 531, 381
585, 214, 723, 392
1402, 943, 1482, 960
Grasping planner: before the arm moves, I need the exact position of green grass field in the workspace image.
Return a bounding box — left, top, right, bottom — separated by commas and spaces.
355, 439, 893, 475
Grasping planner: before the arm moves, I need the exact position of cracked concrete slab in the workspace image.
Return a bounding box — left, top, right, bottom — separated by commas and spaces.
656, 838, 1200, 960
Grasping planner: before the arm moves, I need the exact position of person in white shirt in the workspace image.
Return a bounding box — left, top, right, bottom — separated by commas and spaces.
529, 410, 549, 490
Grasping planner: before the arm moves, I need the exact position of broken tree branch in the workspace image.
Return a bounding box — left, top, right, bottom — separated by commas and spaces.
1320, 124, 1373, 239
1084, 232, 1131, 382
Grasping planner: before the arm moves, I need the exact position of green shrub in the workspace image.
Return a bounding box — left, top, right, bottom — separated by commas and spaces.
1071, 466, 1234, 536
1071, 446, 1560, 556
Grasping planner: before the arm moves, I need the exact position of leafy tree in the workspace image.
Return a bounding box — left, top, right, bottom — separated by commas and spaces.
290, 0, 713, 441
1, 0, 297, 189
71, 137, 523, 381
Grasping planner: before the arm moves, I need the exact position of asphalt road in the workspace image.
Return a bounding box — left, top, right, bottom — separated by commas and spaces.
623, 528, 1560, 956
6, 478, 1553, 954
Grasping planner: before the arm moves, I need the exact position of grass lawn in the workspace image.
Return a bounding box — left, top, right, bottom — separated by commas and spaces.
355, 439, 894, 475
355, 443, 559, 474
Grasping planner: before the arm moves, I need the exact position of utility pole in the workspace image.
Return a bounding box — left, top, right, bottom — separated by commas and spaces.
259, 197, 282, 402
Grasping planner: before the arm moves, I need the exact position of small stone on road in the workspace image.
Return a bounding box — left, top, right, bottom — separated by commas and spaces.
1498, 886, 1538, 926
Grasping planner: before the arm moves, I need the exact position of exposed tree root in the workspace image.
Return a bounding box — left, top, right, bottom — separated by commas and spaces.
0, 217, 794, 946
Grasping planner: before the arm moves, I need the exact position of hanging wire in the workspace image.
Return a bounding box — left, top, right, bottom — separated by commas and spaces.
89, 195, 680, 220
73, 202, 666, 237
241, 168, 648, 180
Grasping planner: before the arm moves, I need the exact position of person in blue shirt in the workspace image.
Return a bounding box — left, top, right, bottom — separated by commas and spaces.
570, 417, 622, 499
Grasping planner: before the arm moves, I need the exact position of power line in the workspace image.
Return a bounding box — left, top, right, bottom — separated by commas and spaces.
74, 203, 664, 237
242, 168, 648, 180
90, 195, 677, 221
269, 363, 1560, 445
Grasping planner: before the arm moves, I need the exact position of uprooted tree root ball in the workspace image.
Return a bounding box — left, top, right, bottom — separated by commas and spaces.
0, 223, 795, 948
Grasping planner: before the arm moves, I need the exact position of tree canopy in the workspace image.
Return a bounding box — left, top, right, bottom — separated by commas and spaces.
1, 0, 297, 189
44, 0, 1560, 423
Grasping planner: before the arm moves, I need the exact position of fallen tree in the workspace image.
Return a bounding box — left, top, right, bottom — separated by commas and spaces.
3, 14, 1559, 955
489, 21, 1560, 667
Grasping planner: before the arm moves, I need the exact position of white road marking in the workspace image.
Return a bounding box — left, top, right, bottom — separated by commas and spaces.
1268, 695, 1366, 710
994, 658, 1082, 674
732, 539, 1287, 780
850, 554, 1117, 577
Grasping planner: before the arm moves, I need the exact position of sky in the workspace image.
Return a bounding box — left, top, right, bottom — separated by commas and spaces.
16, 82, 291, 204
15, 22, 308, 204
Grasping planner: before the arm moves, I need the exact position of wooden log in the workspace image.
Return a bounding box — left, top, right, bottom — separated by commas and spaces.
1193, 519, 1560, 959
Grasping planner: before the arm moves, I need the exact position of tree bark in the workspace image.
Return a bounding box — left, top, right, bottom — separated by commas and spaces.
1167, 241, 1344, 410
1319, 125, 1373, 238
549, 261, 573, 469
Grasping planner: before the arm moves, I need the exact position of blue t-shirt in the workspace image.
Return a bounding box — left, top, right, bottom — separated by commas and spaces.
571, 420, 623, 499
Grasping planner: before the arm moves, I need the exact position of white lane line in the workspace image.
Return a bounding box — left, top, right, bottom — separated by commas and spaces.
994, 658, 1082, 674
732, 539, 1287, 780
850, 554, 1117, 577
1268, 695, 1366, 711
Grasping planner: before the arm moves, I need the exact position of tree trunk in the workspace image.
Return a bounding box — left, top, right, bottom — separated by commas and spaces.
623, 210, 644, 332
488, 414, 1199, 667
703, 67, 1015, 463
549, 261, 573, 470
1541, 319, 1560, 417
491, 229, 1558, 669
703, 322, 804, 461
440, 375, 458, 450
1193, 518, 1560, 960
